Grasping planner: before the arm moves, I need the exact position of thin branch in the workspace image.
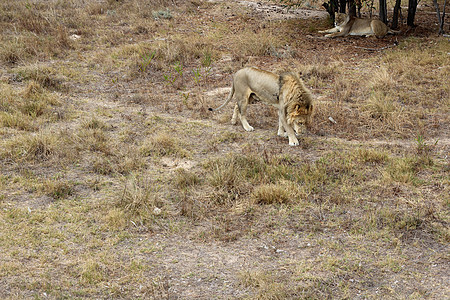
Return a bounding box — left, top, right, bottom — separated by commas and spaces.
354, 42, 399, 51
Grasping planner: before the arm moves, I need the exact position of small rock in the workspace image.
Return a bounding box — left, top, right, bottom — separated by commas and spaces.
69, 34, 81, 40
153, 207, 162, 215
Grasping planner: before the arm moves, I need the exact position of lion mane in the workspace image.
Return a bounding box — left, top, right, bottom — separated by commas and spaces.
280, 72, 314, 128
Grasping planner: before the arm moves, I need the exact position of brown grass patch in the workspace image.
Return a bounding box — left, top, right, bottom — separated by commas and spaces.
141, 132, 190, 158
250, 181, 295, 205
0, 81, 62, 130
116, 175, 166, 226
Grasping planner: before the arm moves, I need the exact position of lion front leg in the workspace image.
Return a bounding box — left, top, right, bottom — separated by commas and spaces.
325, 28, 350, 38
319, 27, 339, 34
277, 118, 287, 137
278, 109, 298, 146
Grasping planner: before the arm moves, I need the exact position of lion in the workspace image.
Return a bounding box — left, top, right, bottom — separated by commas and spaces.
319, 13, 396, 38
208, 67, 314, 146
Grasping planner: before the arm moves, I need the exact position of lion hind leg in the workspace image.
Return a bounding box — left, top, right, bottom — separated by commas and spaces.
240, 111, 254, 132
231, 103, 239, 125
238, 92, 254, 132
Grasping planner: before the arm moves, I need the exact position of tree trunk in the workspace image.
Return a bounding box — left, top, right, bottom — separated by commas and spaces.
433, 0, 447, 34
443, 0, 448, 33
379, 0, 388, 23
348, 0, 357, 16
323, 0, 339, 22
407, 0, 418, 26
392, 0, 402, 28
357, 0, 362, 17
369, 0, 375, 18
339, 0, 346, 13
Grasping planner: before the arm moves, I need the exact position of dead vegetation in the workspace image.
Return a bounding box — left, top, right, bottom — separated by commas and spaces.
0, 0, 448, 299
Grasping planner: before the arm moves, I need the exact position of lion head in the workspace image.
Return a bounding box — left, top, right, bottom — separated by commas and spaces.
335, 13, 349, 27
280, 73, 315, 134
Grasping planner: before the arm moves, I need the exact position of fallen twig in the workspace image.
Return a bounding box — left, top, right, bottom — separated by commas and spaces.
354, 42, 399, 51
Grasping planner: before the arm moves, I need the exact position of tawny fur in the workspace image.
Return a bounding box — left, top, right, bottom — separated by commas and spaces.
209, 67, 314, 146
319, 13, 396, 38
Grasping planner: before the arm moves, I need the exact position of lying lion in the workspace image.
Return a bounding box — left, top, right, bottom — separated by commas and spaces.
209, 67, 314, 146
319, 13, 397, 38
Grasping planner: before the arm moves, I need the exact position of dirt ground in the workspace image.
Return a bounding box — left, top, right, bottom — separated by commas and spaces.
0, 0, 449, 299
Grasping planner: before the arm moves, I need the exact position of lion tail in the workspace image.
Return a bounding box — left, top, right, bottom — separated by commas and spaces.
388, 29, 401, 35
208, 83, 235, 112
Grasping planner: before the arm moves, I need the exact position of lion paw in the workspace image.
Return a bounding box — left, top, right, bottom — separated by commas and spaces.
244, 126, 254, 132
289, 139, 299, 146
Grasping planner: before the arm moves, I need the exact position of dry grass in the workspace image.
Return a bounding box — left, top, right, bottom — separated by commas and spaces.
0, 81, 62, 131
40, 178, 74, 200
1, 131, 63, 162
116, 175, 165, 226
239, 269, 289, 299
250, 181, 293, 205
311, 38, 449, 139
0, 0, 448, 299
141, 132, 190, 158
